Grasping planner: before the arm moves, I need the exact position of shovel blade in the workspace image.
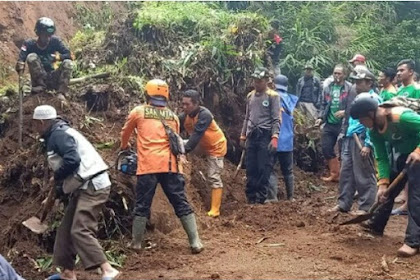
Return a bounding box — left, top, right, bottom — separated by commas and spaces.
339, 213, 374, 226
22, 216, 48, 234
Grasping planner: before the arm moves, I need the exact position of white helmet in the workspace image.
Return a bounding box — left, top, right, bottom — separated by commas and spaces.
33, 105, 57, 120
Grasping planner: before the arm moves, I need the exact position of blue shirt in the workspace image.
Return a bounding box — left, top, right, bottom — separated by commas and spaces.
277, 91, 299, 152
346, 90, 382, 147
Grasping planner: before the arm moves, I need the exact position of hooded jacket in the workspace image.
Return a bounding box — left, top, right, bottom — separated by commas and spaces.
43, 119, 110, 191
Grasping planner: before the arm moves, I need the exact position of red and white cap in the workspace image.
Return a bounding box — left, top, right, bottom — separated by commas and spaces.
349, 54, 366, 63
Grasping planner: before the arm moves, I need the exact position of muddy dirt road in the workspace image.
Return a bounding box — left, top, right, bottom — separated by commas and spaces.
114, 193, 417, 279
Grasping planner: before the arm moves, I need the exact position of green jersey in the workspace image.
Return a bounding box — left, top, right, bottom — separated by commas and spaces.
397, 84, 420, 99
380, 85, 397, 102
327, 85, 341, 124
370, 107, 420, 182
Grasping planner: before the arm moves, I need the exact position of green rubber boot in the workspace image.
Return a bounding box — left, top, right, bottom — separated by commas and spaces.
180, 213, 204, 254
129, 216, 148, 251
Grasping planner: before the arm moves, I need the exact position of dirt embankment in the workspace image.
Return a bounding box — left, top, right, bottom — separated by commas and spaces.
0, 1, 125, 78
0, 88, 418, 279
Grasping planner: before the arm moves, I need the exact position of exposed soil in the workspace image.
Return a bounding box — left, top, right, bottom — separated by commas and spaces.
0, 92, 419, 279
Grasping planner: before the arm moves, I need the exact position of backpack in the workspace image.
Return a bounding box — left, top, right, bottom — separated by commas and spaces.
381, 96, 420, 113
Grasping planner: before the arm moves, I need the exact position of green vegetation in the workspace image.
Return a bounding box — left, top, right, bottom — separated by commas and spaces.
247, 1, 419, 86
0, 57, 16, 96
72, 2, 419, 94
74, 2, 114, 31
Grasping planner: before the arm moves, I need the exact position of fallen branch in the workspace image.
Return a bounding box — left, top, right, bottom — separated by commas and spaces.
381, 255, 389, 272
255, 237, 268, 244
261, 243, 285, 248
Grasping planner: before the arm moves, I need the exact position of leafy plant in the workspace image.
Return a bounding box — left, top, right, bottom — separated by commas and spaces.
35, 256, 53, 272
75, 2, 113, 31
80, 115, 104, 129
104, 250, 126, 268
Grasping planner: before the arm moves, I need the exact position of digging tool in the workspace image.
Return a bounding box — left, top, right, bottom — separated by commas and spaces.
69, 72, 110, 85
22, 168, 55, 234
353, 133, 363, 150
353, 133, 374, 167
18, 73, 24, 148
233, 150, 246, 179
22, 186, 55, 234
340, 168, 407, 226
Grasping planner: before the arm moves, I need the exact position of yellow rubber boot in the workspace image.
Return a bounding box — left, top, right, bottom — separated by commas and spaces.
207, 188, 223, 218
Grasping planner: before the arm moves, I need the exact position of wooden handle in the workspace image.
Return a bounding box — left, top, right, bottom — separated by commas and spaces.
383, 168, 408, 197
369, 168, 408, 213
353, 133, 363, 150
234, 150, 246, 178
69, 72, 110, 85
40, 187, 55, 222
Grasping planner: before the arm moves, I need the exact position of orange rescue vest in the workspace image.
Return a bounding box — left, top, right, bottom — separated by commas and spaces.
121, 104, 182, 175
183, 111, 227, 157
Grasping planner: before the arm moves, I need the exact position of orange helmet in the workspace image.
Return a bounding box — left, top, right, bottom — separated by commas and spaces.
145, 79, 169, 100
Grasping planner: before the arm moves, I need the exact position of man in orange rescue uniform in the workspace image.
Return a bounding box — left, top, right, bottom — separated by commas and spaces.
179, 89, 227, 218
120, 79, 204, 254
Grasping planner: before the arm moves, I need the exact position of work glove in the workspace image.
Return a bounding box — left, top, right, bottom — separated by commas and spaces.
15, 61, 25, 74
50, 52, 61, 62
268, 137, 278, 152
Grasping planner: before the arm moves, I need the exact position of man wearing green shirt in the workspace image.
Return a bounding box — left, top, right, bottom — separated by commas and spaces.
350, 93, 420, 257
397, 59, 420, 99
316, 65, 352, 182
378, 68, 397, 102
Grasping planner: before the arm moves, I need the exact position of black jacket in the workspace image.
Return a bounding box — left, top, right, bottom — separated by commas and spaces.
296, 76, 321, 108
17, 36, 72, 72
319, 81, 352, 124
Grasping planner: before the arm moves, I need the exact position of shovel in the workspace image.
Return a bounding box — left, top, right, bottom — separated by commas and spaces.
22, 168, 55, 234
340, 167, 407, 225
353, 133, 375, 167
233, 150, 246, 179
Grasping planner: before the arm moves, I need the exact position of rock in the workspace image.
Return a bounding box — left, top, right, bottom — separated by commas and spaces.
210, 273, 220, 279
296, 221, 306, 228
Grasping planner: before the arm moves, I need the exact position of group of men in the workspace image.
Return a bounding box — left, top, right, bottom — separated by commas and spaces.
301, 55, 420, 257
6, 15, 420, 280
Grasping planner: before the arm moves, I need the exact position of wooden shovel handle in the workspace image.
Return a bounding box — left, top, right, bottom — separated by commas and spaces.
353, 133, 363, 150
40, 184, 56, 222
234, 150, 246, 179
368, 167, 408, 213
383, 168, 408, 197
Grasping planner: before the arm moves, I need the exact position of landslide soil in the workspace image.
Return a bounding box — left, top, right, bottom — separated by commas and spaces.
0, 92, 418, 280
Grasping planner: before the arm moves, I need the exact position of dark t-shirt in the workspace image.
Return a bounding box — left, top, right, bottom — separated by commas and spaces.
18, 36, 72, 72
300, 76, 314, 103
